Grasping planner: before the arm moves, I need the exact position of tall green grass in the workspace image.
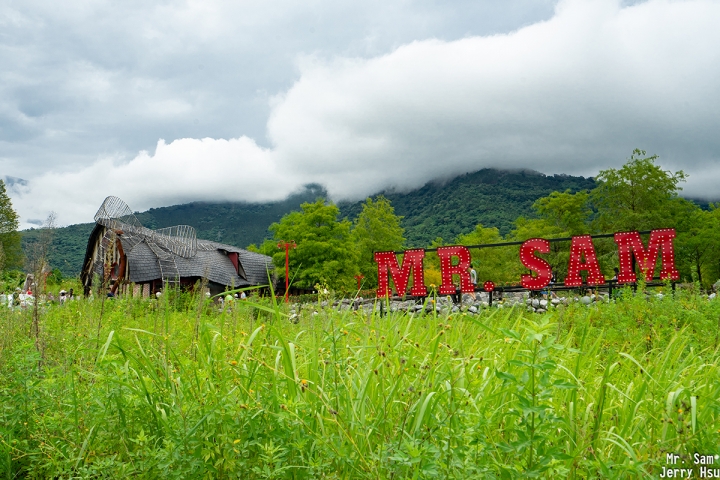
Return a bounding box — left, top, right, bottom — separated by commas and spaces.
1, 287, 719, 478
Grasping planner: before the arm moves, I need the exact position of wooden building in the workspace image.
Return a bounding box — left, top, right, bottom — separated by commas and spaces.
81, 196, 273, 296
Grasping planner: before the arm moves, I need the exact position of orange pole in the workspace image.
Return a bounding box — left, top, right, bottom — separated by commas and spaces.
277, 241, 296, 302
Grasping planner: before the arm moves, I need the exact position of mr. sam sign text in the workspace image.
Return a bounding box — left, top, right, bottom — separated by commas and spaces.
374, 229, 679, 297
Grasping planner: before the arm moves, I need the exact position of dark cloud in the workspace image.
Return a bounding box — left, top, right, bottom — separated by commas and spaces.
3, 0, 719, 228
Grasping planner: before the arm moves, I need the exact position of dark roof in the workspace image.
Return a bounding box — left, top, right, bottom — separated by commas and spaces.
81, 223, 273, 289
125, 238, 272, 287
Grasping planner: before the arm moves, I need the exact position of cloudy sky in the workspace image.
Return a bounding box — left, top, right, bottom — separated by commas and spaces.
2, 0, 719, 229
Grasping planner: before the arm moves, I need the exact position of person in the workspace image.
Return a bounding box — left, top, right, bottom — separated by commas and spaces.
612, 267, 619, 281
452, 281, 462, 304
548, 271, 559, 299
59, 290, 67, 304
468, 266, 477, 300
240, 291, 247, 300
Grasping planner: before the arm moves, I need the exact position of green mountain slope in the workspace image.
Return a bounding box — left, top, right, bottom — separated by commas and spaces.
22, 169, 595, 277
338, 169, 596, 246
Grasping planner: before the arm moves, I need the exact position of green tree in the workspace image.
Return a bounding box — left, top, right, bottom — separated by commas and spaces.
675, 206, 720, 286
0, 180, 23, 271
591, 149, 688, 232
351, 196, 405, 288
246, 239, 278, 257
533, 190, 591, 236
456, 224, 520, 285
270, 200, 358, 291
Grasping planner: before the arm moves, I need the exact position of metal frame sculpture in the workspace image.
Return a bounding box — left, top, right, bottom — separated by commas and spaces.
92, 196, 199, 288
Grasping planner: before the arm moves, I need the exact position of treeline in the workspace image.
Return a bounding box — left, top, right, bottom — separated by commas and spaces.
253, 150, 720, 292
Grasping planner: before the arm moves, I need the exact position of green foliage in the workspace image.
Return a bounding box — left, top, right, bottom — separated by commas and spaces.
21, 222, 94, 278
1, 289, 719, 478
591, 149, 688, 232
0, 269, 25, 292
270, 200, 359, 291
533, 190, 592, 236
340, 169, 596, 247
246, 239, 279, 257
0, 180, 23, 270
24, 171, 596, 278
456, 224, 521, 285
351, 196, 405, 288
46, 268, 64, 286
675, 206, 720, 286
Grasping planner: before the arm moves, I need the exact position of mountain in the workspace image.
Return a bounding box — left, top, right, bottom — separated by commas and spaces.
22, 169, 596, 278
339, 169, 596, 247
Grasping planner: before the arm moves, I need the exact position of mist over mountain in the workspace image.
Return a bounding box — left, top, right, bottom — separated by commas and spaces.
22, 168, 596, 277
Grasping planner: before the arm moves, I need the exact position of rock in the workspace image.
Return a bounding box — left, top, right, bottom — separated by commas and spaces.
451, 306, 459, 313
469, 306, 478, 313
531, 299, 540, 307
539, 299, 548, 308
580, 296, 591, 304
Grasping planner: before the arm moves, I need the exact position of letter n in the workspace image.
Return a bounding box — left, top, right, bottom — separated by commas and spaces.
614, 229, 679, 283
375, 249, 427, 297
519, 238, 552, 290
565, 235, 605, 287
437, 246, 473, 295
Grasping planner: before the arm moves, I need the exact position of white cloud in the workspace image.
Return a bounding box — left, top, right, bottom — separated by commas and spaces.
14, 137, 299, 229
269, 0, 720, 200
9, 0, 720, 228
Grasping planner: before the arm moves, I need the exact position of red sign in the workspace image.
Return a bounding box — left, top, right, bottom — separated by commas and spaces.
375, 229, 679, 297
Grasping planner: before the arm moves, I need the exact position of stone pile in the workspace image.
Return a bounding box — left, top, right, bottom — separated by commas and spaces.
288, 291, 622, 317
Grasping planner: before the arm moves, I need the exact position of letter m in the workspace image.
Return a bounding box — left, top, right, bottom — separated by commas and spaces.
374, 249, 427, 297
614, 229, 680, 283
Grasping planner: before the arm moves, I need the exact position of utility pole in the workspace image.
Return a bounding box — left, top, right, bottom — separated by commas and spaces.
277, 241, 296, 302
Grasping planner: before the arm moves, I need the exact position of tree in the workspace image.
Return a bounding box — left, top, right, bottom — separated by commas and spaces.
675, 206, 720, 286
591, 149, 688, 232
0, 180, 23, 271
533, 190, 591, 236
351, 196, 405, 288
456, 224, 520, 285
270, 200, 358, 291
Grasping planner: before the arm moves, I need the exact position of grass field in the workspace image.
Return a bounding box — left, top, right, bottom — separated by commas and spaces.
1, 286, 719, 478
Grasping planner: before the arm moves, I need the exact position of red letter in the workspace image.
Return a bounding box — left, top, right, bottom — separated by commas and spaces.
519, 238, 552, 290
614, 229, 679, 283
437, 246, 473, 295
564, 235, 605, 287
375, 249, 427, 297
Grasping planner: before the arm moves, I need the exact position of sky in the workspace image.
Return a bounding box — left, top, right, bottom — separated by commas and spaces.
2, 0, 719, 229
